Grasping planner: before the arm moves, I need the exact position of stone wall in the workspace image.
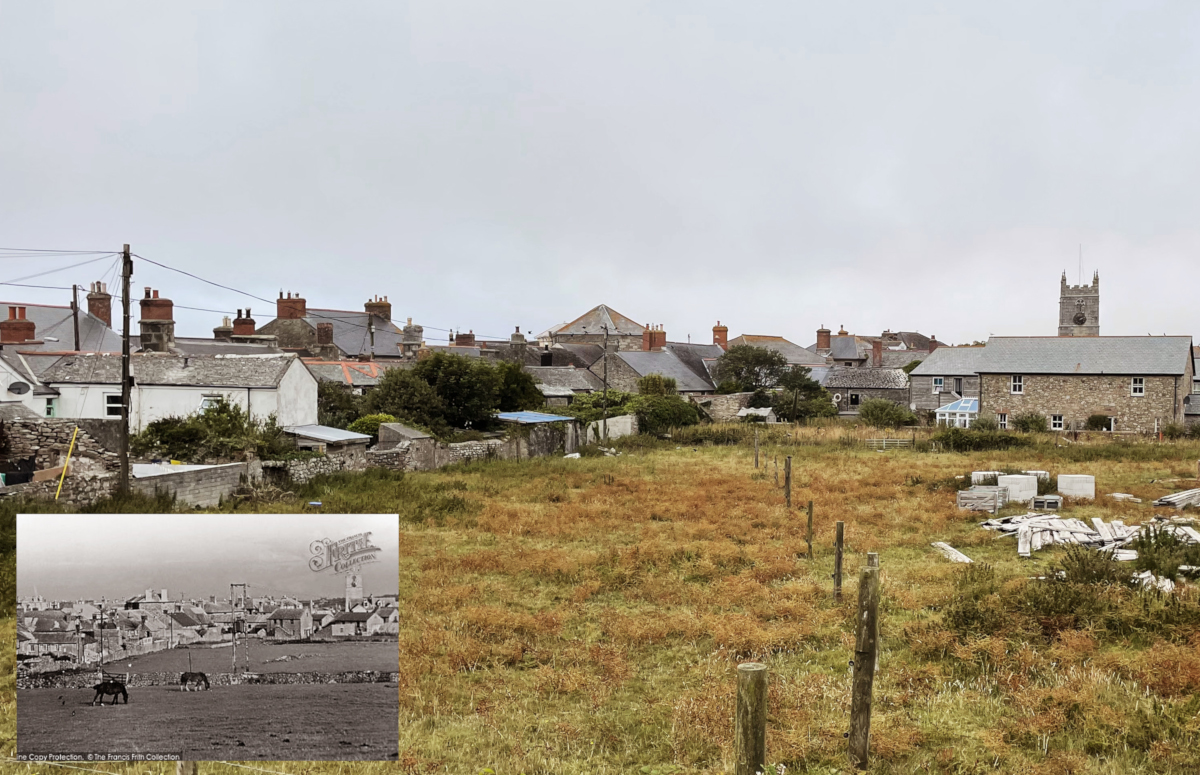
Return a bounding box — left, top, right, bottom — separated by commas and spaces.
18, 669, 401, 690
831, 387, 910, 414
0, 472, 116, 507
584, 414, 638, 444
260, 452, 368, 486
689, 393, 754, 422
131, 463, 247, 508
1, 418, 120, 474
980, 373, 1190, 434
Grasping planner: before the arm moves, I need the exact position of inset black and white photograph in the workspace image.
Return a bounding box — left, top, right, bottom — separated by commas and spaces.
16, 512, 400, 762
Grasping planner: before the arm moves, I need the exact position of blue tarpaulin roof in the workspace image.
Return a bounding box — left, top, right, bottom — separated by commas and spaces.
496, 411, 575, 424
936, 398, 979, 413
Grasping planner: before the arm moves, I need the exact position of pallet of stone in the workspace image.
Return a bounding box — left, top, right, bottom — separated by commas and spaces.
1152, 488, 1200, 509
957, 486, 1009, 513
982, 512, 1114, 557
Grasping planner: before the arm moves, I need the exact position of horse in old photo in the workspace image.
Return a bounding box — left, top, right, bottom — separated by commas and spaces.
91, 681, 128, 706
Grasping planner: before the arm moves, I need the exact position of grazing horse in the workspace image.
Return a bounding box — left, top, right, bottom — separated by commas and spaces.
180, 672, 210, 691
91, 681, 128, 706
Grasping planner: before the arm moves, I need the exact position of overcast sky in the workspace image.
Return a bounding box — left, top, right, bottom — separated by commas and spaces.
17, 513, 399, 602
2, 2, 1198, 347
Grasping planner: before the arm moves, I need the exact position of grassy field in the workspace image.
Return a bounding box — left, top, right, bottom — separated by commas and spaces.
97, 639, 399, 675
4, 428, 1200, 773
17, 683, 398, 760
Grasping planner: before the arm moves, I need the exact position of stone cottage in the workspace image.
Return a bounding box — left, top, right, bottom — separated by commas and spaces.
821, 367, 910, 415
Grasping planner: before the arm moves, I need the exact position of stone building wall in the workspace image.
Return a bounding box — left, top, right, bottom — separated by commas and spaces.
1, 418, 120, 474
829, 387, 909, 414
131, 463, 247, 508
979, 373, 1190, 433
689, 393, 754, 422
0, 472, 116, 507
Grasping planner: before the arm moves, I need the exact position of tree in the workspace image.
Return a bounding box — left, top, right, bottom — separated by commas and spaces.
637, 374, 677, 396
714, 345, 789, 392
347, 413, 398, 441
773, 366, 837, 422
629, 395, 699, 435
317, 382, 362, 429
496, 361, 545, 412
364, 367, 448, 435
412, 353, 501, 429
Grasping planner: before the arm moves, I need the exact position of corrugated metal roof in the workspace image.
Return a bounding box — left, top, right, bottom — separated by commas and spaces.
979, 336, 1193, 375
937, 398, 979, 413
910, 346, 989, 376
496, 410, 575, 424
284, 424, 371, 443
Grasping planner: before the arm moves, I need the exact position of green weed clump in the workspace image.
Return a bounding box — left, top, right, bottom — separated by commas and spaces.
131, 397, 292, 462
1132, 526, 1200, 579
931, 426, 1031, 452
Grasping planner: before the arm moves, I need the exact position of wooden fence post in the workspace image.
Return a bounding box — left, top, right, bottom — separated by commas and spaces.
834, 521, 844, 602
784, 456, 792, 509
177, 762, 198, 775
773, 457, 779, 486
735, 662, 768, 775
754, 428, 760, 469
806, 500, 814, 559
848, 553, 880, 770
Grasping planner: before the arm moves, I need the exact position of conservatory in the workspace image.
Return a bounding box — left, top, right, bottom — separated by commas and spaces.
936, 397, 979, 428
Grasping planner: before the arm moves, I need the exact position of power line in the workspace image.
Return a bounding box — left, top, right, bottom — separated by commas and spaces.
0, 246, 115, 254
0, 255, 118, 285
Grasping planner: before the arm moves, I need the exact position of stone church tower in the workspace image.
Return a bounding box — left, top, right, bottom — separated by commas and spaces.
1058, 271, 1100, 337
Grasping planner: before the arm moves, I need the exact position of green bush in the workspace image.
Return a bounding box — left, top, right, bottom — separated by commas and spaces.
630, 395, 700, 436
1161, 422, 1187, 440
1085, 414, 1111, 432
346, 413, 398, 441
932, 427, 1031, 452
1011, 412, 1048, 433
857, 399, 916, 429
1132, 527, 1200, 580
747, 389, 774, 408
637, 374, 677, 396
557, 390, 637, 425
131, 398, 292, 462
971, 415, 999, 432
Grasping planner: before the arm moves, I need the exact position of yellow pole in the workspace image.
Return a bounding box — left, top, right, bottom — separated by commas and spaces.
54, 426, 80, 501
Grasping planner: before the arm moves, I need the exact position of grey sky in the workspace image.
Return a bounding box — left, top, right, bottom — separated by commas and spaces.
17, 513, 400, 602
2, 2, 1198, 346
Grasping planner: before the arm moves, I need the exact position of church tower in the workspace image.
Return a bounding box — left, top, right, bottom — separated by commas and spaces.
1058, 271, 1100, 337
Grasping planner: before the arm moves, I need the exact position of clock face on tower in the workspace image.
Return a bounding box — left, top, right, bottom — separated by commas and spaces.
1073, 312, 1087, 325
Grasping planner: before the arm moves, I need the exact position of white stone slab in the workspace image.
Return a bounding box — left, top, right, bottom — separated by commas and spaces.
1058, 474, 1096, 499
1022, 470, 1050, 481
971, 470, 1004, 484
998, 474, 1038, 503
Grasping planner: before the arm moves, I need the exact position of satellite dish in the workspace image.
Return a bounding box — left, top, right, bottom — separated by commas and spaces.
7, 382, 30, 395
910, 402, 917, 411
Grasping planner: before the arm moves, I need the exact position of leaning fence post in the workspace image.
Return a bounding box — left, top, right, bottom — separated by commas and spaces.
806, 500, 814, 559
834, 521, 844, 602
773, 456, 779, 486
848, 553, 880, 770
177, 762, 198, 775
735, 662, 768, 775
754, 428, 760, 469
784, 456, 792, 509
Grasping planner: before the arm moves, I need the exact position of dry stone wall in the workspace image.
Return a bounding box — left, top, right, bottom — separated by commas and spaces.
18, 670, 400, 690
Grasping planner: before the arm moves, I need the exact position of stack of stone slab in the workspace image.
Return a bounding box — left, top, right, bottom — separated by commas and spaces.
981, 512, 1199, 560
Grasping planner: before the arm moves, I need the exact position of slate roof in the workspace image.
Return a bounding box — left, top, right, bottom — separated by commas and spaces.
663, 343, 725, 387
554, 305, 645, 336
426, 345, 480, 358
0, 352, 57, 395
28, 631, 80, 645
524, 366, 603, 392
268, 608, 307, 621
552, 343, 605, 368
40, 353, 300, 387
169, 338, 281, 357
168, 611, 203, 628
0, 402, 41, 420
304, 309, 406, 358
822, 367, 910, 390
333, 611, 378, 622
978, 337, 1194, 375
910, 346, 990, 377
0, 301, 121, 353
830, 337, 865, 360
612, 350, 716, 393
303, 360, 398, 387
727, 336, 825, 366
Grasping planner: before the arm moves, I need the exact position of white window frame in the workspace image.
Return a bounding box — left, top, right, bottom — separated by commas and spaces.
932, 377, 944, 393
104, 394, 123, 418
1010, 375, 1024, 394
199, 394, 225, 412
1130, 377, 1145, 397
998, 413, 1008, 430
1051, 414, 1063, 431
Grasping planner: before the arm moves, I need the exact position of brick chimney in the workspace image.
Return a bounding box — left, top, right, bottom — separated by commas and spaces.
277, 291, 307, 320
713, 321, 728, 350
871, 338, 882, 368
232, 308, 256, 337
0, 307, 35, 344
87, 282, 112, 328
316, 322, 334, 345
139, 288, 175, 352
642, 324, 666, 351
213, 316, 234, 341
364, 295, 391, 321
929, 335, 940, 352
456, 330, 476, 347
816, 325, 831, 351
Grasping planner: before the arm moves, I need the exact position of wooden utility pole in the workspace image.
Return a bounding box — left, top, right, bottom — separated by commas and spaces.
118, 245, 132, 494
784, 456, 792, 509
848, 553, 881, 770
834, 521, 844, 602
734, 662, 768, 775
754, 428, 759, 468
806, 500, 814, 559
70, 284, 81, 352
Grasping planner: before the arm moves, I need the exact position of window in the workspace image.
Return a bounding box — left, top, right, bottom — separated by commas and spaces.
849, 394, 860, 406
932, 377, 944, 393
954, 377, 963, 394
1010, 375, 1024, 394
998, 413, 1008, 430
1131, 377, 1145, 396
199, 394, 224, 411
44, 399, 56, 418
1051, 414, 1063, 430
104, 394, 122, 418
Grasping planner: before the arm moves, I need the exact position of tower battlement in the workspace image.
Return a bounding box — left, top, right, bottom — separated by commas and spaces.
1058, 271, 1100, 337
